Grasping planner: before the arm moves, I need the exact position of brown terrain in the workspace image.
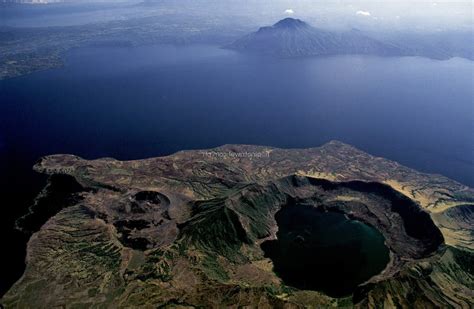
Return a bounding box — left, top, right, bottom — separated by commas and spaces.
2, 141, 473, 307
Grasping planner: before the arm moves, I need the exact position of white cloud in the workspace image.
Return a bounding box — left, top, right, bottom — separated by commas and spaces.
356, 10, 371, 17
284, 9, 294, 15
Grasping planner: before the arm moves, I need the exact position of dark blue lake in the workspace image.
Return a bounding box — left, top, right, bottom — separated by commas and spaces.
0, 44, 473, 295
261, 205, 390, 297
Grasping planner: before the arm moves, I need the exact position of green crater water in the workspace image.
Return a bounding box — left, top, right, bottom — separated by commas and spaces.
261, 204, 390, 297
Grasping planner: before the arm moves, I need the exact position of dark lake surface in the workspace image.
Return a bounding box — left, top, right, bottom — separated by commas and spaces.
0, 44, 473, 295
261, 205, 389, 297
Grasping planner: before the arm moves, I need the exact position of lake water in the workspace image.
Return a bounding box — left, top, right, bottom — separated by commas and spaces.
0, 44, 472, 295
261, 205, 389, 297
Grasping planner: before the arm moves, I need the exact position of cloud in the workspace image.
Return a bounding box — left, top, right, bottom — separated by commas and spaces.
284, 9, 294, 15
356, 10, 371, 17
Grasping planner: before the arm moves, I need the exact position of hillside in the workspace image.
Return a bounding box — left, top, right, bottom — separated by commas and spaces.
228, 18, 474, 60
2, 141, 473, 307
227, 18, 405, 57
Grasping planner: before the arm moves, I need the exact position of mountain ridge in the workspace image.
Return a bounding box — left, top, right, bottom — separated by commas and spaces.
227, 17, 405, 58
2, 141, 473, 307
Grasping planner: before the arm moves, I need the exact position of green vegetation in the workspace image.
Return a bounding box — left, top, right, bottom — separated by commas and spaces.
3, 142, 473, 307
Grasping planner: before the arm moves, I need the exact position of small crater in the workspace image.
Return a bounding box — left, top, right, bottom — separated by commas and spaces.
114, 219, 150, 230
129, 191, 170, 214
114, 219, 152, 250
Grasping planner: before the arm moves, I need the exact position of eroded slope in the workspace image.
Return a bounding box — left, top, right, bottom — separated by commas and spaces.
2, 141, 473, 308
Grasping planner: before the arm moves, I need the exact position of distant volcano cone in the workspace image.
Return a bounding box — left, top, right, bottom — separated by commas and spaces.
227, 18, 404, 57
273, 18, 309, 29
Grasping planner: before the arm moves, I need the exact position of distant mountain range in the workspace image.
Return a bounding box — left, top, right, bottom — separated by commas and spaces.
227, 18, 473, 60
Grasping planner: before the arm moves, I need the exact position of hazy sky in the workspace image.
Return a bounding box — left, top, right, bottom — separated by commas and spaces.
227, 0, 473, 31
2, 0, 472, 32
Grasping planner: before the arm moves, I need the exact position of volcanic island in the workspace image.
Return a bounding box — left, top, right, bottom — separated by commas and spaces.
2, 141, 473, 307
